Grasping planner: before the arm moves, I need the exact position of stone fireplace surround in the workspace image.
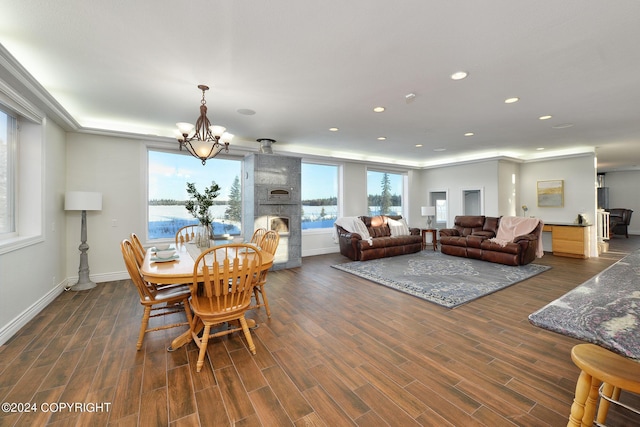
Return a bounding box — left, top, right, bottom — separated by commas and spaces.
242, 152, 302, 270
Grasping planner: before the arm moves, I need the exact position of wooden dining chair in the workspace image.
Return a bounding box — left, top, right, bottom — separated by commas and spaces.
250, 230, 279, 317
120, 239, 192, 350
250, 228, 267, 245
189, 244, 262, 372
175, 224, 198, 245
130, 232, 146, 267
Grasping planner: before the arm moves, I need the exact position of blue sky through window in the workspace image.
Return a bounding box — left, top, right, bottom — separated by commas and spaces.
148, 150, 241, 201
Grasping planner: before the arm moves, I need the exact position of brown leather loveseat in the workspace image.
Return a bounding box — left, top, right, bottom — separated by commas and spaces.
335, 215, 422, 261
439, 215, 543, 266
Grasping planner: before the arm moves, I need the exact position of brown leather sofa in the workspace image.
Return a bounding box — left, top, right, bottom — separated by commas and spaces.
336, 215, 422, 261
439, 215, 543, 266
608, 208, 633, 238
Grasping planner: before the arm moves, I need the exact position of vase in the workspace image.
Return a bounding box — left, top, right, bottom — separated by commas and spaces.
196, 224, 211, 248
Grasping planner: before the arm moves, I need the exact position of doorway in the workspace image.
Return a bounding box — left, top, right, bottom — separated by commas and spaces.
462, 188, 484, 216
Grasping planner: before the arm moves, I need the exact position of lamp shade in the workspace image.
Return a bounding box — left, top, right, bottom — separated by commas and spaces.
421, 206, 436, 216
65, 191, 103, 211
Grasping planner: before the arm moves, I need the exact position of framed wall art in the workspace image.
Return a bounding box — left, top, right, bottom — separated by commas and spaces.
537, 180, 564, 207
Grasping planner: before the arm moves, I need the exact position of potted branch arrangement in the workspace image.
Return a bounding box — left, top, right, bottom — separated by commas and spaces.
185, 182, 220, 248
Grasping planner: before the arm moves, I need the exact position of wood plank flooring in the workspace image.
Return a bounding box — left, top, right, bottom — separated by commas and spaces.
1, 237, 639, 426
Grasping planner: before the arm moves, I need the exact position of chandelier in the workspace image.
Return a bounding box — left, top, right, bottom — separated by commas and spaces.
176, 85, 233, 165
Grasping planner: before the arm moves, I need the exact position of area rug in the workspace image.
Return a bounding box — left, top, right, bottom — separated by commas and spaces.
331, 251, 551, 308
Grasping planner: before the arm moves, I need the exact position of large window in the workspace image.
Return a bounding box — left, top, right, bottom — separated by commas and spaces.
0, 109, 16, 237
148, 150, 242, 240
367, 170, 405, 216
301, 162, 339, 230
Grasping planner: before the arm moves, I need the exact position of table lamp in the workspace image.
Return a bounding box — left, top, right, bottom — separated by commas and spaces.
421, 206, 436, 228
65, 191, 102, 291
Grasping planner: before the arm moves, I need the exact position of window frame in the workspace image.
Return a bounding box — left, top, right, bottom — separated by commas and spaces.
0, 107, 17, 238
0, 83, 45, 254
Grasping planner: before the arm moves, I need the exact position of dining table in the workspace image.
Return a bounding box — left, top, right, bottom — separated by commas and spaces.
140, 242, 274, 351
528, 248, 640, 361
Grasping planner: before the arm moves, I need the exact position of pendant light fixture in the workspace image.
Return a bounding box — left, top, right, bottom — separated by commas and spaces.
176, 84, 233, 165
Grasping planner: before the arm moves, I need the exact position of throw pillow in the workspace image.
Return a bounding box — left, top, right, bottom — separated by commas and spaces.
388, 218, 410, 236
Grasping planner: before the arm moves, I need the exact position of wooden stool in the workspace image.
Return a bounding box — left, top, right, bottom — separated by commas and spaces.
568, 344, 640, 426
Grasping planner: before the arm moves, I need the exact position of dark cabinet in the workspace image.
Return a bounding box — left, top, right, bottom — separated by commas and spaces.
597, 187, 609, 210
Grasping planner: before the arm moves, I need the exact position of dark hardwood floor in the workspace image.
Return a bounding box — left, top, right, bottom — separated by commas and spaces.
1, 236, 639, 426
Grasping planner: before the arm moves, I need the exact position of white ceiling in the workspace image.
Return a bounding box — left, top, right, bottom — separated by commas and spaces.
2, 0, 640, 171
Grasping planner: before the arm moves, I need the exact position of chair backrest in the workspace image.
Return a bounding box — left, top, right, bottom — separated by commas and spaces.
120, 239, 157, 302
250, 228, 267, 245
130, 233, 145, 267
191, 244, 261, 315
176, 224, 198, 245
259, 230, 280, 255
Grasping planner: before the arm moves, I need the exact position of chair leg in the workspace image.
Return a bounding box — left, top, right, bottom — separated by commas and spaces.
568, 370, 593, 427
583, 376, 601, 426
195, 324, 211, 373
183, 297, 193, 326
137, 306, 152, 350
259, 286, 272, 318
239, 316, 256, 355
596, 383, 619, 425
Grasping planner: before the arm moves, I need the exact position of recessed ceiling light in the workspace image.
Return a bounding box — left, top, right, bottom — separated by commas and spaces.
405, 93, 416, 103
539, 115, 552, 120
451, 71, 468, 80
537, 147, 545, 151
552, 123, 574, 129
464, 132, 474, 137
329, 127, 339, 132
433, 148, 446, 152
377, 136, 386, 141
504, 97, 520, 104
373, 106, 385, 113
237, 108, 256, 115
415, 144, 423, 147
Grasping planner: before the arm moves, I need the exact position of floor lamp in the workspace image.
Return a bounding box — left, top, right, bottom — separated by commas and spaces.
65, 191, 102, 291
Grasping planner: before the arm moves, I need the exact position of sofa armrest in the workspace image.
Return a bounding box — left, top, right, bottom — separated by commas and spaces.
335, 225, 363, 241
409, 227, 420, 236
439, 228, 460, 237
513, 233, 537, 243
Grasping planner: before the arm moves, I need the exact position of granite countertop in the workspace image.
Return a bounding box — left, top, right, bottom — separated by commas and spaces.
528, 249, 640, 361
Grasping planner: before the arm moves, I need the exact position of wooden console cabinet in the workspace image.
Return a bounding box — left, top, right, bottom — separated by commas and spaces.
543, 223, 590, 258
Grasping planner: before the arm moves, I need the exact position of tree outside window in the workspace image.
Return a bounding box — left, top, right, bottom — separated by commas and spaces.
367, 170, 404, 216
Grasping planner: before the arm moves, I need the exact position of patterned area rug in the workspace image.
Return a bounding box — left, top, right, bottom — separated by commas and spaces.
332, 251, 551, 308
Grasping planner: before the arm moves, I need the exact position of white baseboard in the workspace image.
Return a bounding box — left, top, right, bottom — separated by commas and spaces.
0, 281, 65, 346
302, 247, 340, 257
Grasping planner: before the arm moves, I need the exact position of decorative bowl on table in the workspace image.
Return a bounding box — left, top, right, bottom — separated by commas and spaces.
155, 249, 176, 259
154, 243, 171, 251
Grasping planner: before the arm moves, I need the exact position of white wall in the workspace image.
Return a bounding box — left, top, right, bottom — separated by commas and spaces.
65, 133, 146, 282
498, 160, 520, 216
520, 154, 598, 257
602, 170, 639, 235
420, 160, 501, 226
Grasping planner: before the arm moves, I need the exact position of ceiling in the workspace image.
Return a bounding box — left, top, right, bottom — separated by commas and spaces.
1, 0, 640, 172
